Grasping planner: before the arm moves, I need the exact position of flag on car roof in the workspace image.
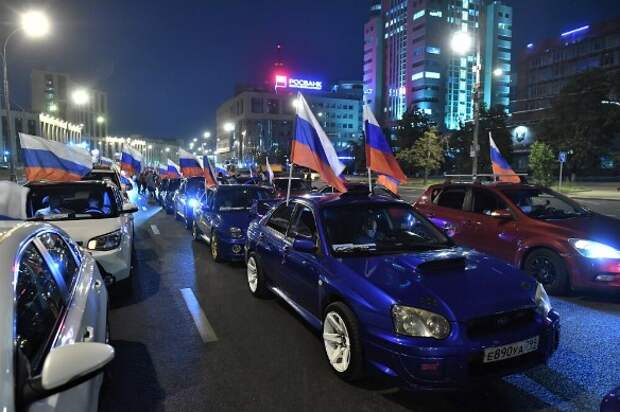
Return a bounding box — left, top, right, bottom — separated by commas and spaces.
202, 156, 218, 189
19, 133, 92, 182
167, 159, 181, 178
99, 156, 114, 167
291, 93, 347, 193
377, 174, 400, 194
178, 148, 203, 177
0, 181, 29, 220
363, 105, 407, 184
215, 166, 229, 177
120, 146, 142, 176
490, 133, 520, 183
157, 163, 167, 176
265, 157, 274, 184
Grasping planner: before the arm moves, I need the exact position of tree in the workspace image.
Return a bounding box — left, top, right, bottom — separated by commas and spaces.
539, 69, 620, 178
449, 105, 513, 174
395, 106, 433, 150
397, 128, 444, 184
528, 141, 555, 186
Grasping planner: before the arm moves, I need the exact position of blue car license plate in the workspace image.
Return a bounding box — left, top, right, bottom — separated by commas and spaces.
483, 336, 539, 363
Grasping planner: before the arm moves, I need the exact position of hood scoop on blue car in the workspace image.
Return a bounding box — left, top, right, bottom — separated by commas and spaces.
416, 257, 467, 273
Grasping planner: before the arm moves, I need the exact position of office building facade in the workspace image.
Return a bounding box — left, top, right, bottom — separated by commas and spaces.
363, 1, 385, 119
366, 0, 512, 130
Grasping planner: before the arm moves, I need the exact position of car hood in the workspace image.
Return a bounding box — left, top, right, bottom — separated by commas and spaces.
217, 210, 255, 232
331, 248, 536, 322
542, 213, 620, 249
45, 217, 122, 245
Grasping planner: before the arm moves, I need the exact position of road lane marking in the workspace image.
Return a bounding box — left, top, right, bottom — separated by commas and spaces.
150, 224, 160, 235
180, 288, 218, 343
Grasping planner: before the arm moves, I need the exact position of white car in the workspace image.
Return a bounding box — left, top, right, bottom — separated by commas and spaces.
0, 220, 113, 412
25, 180, 138, 290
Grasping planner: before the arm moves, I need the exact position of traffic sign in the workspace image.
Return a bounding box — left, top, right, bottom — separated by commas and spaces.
559, 151, 567, 163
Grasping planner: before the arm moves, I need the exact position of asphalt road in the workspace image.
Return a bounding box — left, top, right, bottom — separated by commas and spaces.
99, 191, 620, 412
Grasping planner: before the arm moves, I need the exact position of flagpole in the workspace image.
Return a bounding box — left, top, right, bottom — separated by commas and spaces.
367, 167, 372, 193
286, 161, 293, 206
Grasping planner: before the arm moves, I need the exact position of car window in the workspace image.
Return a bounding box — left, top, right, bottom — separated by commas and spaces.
435, 188, 466, 210
290, 204, 317, 239
38, 232, 80, 290
500, 188, 587, 220
472, 189, 508, 215
267, 203, 295, 234
16, 243, 66, 374
28, 184, 119, 220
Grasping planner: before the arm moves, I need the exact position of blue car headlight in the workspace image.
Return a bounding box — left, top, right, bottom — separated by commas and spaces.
392, 305, 450, 339
229, 226, 243, 238
568, 238, 620, 259
534, 282, 552, 318
188, 198, 199, 209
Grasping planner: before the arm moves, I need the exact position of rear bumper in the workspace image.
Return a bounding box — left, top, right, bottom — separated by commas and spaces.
565, 254, 620, 292
363, 311, 560, 390
218, 236, 246, 261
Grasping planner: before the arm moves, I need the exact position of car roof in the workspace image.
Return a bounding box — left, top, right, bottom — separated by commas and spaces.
210, 184, 272, 190
25, 180, 117, 190
293, 192, 406, 209
431, 182, 540, 191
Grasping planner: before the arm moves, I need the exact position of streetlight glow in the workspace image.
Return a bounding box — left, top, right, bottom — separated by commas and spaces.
224, 122, 235, 132
203, 131, 211, 139
451, 31, 473, 55
96, 115, 105, 124
71, 88, 89, 106
493, 68, 504, 77
20, 10, 50, 38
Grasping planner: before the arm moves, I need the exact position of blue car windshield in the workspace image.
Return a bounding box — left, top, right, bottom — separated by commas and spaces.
215, 188, 273, 211
322, 204, 451, 255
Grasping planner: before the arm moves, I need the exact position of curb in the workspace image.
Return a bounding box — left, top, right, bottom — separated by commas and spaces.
570, 196, 620, 202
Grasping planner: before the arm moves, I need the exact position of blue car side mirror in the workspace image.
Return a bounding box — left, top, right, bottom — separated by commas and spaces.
292, 238, 316, 253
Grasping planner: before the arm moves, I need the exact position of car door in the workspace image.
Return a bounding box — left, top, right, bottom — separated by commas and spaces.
175, 180, 186, 215
429, 186, 470, 241
282, 202, 321, 316
198, 190, 215, 238
467, 188, 520, 262
17, 233, 105, 412
259, 202, 295, 287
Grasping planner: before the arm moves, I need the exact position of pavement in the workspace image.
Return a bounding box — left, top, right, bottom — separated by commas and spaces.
99, 191, 620, 412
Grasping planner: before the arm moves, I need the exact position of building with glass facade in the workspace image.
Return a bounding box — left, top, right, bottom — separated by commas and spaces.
365, 0, 512, 130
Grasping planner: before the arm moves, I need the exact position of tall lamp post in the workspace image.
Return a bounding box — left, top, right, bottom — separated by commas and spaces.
451, 30, 480, 178
3, 10, 50, 181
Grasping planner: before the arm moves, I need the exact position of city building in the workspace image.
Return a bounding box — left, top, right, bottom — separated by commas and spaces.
31, 69, 109, 141
94, 135, 182, 167
509, 17, 620, 169
215, 78, 363, 165
363, 1, 385, 119
367, 0, 513, 130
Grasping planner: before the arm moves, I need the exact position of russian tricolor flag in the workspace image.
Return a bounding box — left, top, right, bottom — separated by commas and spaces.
202, 156, 218, 189
19, 133, 92, 182
121, 146, 143, 176
292, 94, 347, 193
157, 163, 167, 176
363, 105, 407, 184
490, 134, 520, 183
179, 148, 203, 177
167, 159, 181, 178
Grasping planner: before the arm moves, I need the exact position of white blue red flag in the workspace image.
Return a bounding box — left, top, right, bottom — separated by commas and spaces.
178, 148, 203, 177
167, 159, 181, 178
490, 133, 520, 183
202, 156, 218, 188
291, 94, 347, 192
157, 163, 167, 176
19, 133, 92, 182
99, 156, 114, 167
121, 146, 142, 176
364, 105, 407, 184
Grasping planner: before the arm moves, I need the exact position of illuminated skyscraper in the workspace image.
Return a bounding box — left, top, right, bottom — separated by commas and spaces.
368, 0, 512, 130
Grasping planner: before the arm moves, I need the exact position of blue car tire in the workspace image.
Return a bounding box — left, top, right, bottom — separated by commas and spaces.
323, 302, 364, 382
246, 254, 271, 298
210, 232, 222, 262
192, 221, 202, 242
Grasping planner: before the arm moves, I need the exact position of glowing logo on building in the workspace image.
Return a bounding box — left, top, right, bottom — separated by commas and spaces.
274, 74, 323, 91
275, 74, 288, 90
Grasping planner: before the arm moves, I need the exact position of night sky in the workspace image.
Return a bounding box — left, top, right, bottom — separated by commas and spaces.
5, 0, 619, 140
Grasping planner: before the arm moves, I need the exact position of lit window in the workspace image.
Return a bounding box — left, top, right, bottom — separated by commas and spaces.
429, 10, 442, 18
413, 10, 425, 20
426, 46, 441, 54
411, 72, 424, 81
425, 72, 441, 79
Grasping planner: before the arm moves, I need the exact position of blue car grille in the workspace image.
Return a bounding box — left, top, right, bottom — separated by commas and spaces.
466, 308, 536, 339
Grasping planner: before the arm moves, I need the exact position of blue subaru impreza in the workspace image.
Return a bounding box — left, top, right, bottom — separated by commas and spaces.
245, 192, 560, 390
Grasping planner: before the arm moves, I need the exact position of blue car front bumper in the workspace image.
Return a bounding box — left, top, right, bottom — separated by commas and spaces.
363, 310, 560, 390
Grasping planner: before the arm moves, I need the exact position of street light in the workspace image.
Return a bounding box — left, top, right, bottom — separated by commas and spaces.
223, 122, 235, 132
493, 68, 504, 77
3, 9, 51, 181
96, 115, 105, 124
451, 30, 481, 177
203, 131, 211, 139
71, 88, 90, 106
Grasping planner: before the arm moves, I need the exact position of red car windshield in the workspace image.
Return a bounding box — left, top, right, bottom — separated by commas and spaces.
500, 188, 589, 220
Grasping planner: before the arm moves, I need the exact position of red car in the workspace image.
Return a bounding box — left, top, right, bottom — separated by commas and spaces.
414, 182, 620, 295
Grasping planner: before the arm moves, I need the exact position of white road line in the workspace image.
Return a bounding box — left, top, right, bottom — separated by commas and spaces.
150, 224, 160, 235
180, 288, 218, 343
